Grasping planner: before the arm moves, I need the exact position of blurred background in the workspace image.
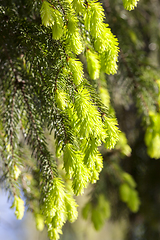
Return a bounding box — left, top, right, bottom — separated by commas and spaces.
0, 188, 126, 240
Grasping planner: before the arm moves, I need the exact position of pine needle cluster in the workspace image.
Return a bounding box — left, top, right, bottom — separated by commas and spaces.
2, 0, 160, 239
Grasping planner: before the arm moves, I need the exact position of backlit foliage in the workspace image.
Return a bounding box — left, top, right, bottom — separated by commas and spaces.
2, 0, 160, 239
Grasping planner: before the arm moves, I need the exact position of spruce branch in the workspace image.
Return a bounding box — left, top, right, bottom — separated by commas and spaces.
20, 83, 57, 182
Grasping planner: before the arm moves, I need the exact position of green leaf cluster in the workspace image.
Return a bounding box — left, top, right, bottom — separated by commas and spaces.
119, 172, 140, 212
123, 0, 140, 11
41, 178, 78, 239
11, 196, 25, 220
145, 111, 160, 159
82, 194, 111, 230
41, 1, 64, 39
116, 132, 132, 157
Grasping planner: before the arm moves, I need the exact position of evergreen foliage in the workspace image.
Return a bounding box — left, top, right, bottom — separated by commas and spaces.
83, 1, 160, 239
1, 0, 160, 239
